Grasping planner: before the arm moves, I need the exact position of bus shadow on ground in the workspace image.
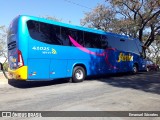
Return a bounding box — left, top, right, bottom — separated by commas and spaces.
8, 79, 69, 88
95, 71, 160, 95
8, 71, 160, 95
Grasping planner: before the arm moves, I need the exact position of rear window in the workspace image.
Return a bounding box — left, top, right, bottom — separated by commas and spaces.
7, 16, 18, 50
8, 17, 18, 37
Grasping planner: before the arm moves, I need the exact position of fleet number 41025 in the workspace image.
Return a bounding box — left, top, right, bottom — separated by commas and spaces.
32, 46, 50, 51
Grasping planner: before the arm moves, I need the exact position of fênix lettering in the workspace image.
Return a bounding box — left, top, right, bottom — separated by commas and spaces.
117, 53, 133, 62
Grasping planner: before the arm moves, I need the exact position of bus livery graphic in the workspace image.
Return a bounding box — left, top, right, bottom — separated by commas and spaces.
117, 53, 133, 62
52, 48, 57, 54
68, 35, 118, 69
68, 35, 105, 56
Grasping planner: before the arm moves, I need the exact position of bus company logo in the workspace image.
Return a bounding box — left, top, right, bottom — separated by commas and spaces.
117, 53, 133, 62
52, 48, 57, 54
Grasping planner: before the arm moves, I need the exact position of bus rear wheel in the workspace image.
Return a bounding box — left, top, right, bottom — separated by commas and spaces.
72, 66, 85, 83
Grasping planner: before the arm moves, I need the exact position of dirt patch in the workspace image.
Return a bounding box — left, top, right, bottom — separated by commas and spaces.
0, 72, 8, 84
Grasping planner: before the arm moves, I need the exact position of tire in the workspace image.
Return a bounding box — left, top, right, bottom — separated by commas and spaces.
72, 66, 85, 83
132, 64, 138, 74
146, 67, 149, 72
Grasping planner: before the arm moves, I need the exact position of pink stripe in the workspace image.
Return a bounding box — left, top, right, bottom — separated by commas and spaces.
68, 35, 118, 69
69, 35, 105, 56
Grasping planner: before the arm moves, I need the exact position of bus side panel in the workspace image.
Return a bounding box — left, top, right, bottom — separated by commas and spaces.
101, 49, 117, 74
139, 58, 147, 71
49, 59, 68, 79
116, 51, 130, 72
28, 59, 50, 80
66, 59, 101, 77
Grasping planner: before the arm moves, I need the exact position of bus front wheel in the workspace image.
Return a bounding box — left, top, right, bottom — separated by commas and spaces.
132, 64, 138, 74
72, 66, 85, 83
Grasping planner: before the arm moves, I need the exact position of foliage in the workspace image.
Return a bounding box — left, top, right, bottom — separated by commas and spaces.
3, 62, 8, 71
0, 26, 7, 63
81, 4, 116, 31
146, 36, 160, 64
81, 0, 160, 47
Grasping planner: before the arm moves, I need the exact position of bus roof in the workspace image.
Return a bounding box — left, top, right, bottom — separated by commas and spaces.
19, 15, 134, 40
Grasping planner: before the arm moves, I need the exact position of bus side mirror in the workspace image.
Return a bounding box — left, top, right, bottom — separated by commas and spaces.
0, 63, 3, 71
141, 46, 146, 59
140, 51, 146, 59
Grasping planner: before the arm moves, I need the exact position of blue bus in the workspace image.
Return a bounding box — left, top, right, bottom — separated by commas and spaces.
7, 15, 146, 82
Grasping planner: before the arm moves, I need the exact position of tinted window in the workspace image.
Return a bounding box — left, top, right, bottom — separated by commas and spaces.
84, 32, 93, 48
106, 35, 140, 54
100, 35, 108, 49
106, 36, 127, 51
27, 20, 108, 49
107, 36, 115, 48
60, 27, 71, 46
49, 23, 62, 45
124, 40, 138, 54
92, 34, 102, 48
68, 29, 84, 46
135, 39, 142, 53
27, 20, 62, 45
84, 32, 102, 49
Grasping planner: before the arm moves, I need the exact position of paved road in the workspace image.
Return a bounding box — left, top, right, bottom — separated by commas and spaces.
0, 71, 160, 120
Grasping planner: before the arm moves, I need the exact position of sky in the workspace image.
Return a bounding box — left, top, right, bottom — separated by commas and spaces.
0, 0, 105, 27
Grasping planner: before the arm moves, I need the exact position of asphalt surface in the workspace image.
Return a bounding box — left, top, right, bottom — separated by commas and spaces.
0, 71, 160, 120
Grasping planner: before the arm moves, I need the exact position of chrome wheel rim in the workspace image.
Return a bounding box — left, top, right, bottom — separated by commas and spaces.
133, 66, 137, 73
75, 69, 83, 80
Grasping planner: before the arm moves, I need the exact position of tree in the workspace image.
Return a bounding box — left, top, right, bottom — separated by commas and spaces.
81, 0, 160, 47
0, 25, 7, 63
81, 4, 116, 31
146, 36, 160, 64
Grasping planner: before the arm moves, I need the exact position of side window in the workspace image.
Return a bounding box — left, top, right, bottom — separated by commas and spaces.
60, 27, 71, 46
84, 32, 105, 49
125, 39, 140, 54
104, 36, 113, 48
27, 20, 62, 45
107, 36, 128, 51
84, 32, 98, 48
84, 32, 92, 48
92, 34, 102, 48
49, 24, 62, 45
27, 20, 110, 49
101, 35, 108, 49
77, 30, 84, 46
39, 21, 52, 44
68, 29, 84, 46
27, 20, 41, 41
117, 38, 127, 51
